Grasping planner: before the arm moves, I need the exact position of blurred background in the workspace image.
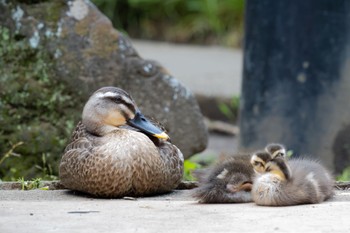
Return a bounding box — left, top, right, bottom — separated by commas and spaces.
1, 0, 350, 183
92, 0, 244, 47
0, 0, 245, 182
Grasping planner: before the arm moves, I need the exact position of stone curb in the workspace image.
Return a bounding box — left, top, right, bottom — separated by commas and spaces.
1, 180, 349, 190
0, 180, 199, 191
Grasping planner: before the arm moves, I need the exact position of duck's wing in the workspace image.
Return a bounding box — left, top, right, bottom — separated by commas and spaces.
158, 140, 184, 185
64, 121, 93, 153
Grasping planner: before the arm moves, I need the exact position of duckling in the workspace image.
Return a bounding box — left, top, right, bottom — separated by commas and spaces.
265, 143, 286, 158
251, 150, 334, 206
250, 143, 286, 174
192, 154, 254, 203
59, 87, 184, 198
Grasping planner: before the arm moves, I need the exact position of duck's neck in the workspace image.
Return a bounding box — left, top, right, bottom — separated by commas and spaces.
82, 118, 119, 136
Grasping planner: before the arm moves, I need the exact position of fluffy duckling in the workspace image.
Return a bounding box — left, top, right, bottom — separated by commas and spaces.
59, 87, 184, 198
250, 144, 286, 174
251, 146, 334, 206
265, 143, 286, 158
192, 154, 254, 203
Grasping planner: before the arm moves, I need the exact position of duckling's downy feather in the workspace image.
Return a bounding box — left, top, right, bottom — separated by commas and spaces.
252, 157, 334, 206
192, 155, 254, 203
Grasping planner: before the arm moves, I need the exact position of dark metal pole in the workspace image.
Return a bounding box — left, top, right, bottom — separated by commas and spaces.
239, 0, 350, 173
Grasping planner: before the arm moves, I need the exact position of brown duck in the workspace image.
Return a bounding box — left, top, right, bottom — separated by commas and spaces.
59, 87, 184, 198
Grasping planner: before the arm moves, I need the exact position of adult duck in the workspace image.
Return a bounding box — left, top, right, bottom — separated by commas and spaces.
59, 87, 184, 197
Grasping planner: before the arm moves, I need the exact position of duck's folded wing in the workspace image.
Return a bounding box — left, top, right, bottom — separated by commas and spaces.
64, 121, 93, 153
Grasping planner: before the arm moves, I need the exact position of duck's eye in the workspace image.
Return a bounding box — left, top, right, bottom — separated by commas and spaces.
114, 96, 122, 102
266, 167, 271, 172
253, 161, 263, 167
275, 152, 284, 157
105, 95, 122, 103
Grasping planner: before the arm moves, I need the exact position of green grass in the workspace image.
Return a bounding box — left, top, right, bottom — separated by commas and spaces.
218, 95, 240, 122
0, 142, 23, 166
17, 177, 49, 190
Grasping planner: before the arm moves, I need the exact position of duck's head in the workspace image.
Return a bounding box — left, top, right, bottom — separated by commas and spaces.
265, 143, 286, 158
250, 151, 271, 174
82, 86, 169, 139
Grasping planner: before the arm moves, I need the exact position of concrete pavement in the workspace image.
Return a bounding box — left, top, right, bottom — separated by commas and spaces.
0, 189, 349, 233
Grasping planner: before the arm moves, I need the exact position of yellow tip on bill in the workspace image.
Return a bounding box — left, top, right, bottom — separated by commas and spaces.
154, 132, 169, 140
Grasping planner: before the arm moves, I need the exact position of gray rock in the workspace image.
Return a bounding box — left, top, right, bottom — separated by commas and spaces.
0, 0, 208, 158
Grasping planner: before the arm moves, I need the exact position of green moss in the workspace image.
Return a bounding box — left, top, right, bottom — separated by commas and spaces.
0, 26, 81, 181
74, 16, 119, 58
25, 1, 65, 27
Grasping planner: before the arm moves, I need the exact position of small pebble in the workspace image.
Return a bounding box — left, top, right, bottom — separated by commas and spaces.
123, 196, 137, 201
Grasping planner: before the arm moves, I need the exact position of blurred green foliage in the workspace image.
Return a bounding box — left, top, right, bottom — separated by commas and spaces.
183, 159, 202, 181
0, 26, 81, 181
92, 0, 245, 47
337, 167, 350, 182
218, 95, 240, 122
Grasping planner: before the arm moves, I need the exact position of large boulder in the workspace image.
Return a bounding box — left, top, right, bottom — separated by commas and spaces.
0, 0, 208, 159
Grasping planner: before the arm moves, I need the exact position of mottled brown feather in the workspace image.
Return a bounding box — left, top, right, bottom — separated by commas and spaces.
60, 124, 183, 198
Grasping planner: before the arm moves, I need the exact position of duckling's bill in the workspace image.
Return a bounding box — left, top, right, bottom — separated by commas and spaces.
127, 111, 169, 140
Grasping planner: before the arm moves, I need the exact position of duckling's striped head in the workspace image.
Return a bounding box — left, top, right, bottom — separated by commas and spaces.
265, 143, 286, 159
83, 87, 169, 140
251, 147, 291, 181
250, 151, 271, 174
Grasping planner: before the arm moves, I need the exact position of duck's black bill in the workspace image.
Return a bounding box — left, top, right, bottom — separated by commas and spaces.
127, 111, 169, 140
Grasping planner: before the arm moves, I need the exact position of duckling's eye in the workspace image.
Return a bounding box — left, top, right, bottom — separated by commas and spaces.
266, 167, 271, 172
253, 161, 263, 167
275, 152, 284, 157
